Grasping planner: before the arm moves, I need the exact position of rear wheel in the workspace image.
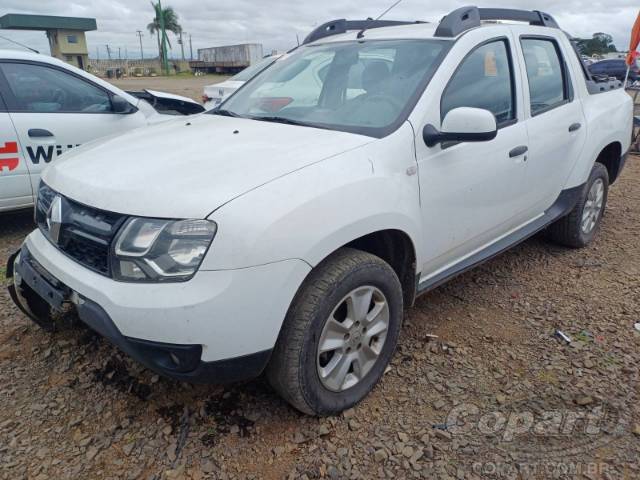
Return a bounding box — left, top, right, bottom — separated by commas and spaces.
546, 163, 609, 248
266, 248, 403, 416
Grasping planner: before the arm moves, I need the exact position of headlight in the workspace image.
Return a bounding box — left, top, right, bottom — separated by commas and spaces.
112, 218, 217, 282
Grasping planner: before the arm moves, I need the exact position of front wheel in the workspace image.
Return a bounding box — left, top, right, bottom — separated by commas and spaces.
266, 248, 403, 416
546, 163, 609, 248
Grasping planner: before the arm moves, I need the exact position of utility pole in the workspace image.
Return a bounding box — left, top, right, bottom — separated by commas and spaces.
118, 47, 121, 60
179, 31, 185, 61
136, 30, 144, 60
105, 44, 112, 60
189, 34, 193, 60
157, 0, 169, 75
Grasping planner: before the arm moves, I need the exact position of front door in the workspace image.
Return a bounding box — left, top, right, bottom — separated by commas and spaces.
414, 38, 530, 277
0, 60, 145, 197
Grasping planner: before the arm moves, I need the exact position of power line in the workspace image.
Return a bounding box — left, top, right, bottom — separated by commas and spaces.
136, 30, 144, 60
179, 31, 185, 61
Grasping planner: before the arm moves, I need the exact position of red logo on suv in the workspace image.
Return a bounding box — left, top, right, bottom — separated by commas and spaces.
0, 141, 19, 172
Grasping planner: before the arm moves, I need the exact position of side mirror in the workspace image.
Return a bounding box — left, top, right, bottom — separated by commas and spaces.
111, 94, 137, 114
423, 107, 498, 147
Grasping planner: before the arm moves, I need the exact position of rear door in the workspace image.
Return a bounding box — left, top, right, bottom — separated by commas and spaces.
515, 33, 587, 213
0, 91, 32, 211
0, 60, 146, 195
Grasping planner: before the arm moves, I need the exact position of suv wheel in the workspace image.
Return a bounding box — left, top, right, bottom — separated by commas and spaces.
266, 248, 403, 416
546, 163, 609, 248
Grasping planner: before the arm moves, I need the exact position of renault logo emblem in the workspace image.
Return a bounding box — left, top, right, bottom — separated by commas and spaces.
46, 195, 63, 244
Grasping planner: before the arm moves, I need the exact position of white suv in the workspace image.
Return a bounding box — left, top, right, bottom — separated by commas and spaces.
7, 8, 632, 416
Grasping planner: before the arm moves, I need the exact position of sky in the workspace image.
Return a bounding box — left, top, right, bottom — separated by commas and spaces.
0, 0, 637, 60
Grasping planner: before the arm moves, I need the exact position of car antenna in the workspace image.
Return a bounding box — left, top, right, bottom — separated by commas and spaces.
0, 34, 40, 54
357, 0, 404, 39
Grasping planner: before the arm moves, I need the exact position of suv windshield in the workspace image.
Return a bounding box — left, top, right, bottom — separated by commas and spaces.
213, 39, 449, 137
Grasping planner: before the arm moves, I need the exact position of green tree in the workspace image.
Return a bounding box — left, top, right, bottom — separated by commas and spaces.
576, 32, 618, 57
147, 3, 183, 62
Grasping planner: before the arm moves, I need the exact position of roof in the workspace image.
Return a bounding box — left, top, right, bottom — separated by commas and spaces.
0, 14, 97, 32
310, 23, 448, 45
305, 8, 561, 46
311, 23, 445, 44
0, 49, 54, 61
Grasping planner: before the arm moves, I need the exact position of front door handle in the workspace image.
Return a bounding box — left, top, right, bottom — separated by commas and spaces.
569, 123, 582, 132
509, 145, 529, 158
28, 128, 54, 138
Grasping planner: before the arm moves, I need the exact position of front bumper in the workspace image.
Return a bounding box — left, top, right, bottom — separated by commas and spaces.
7, 231, 311, 384
7, 247, 271, 383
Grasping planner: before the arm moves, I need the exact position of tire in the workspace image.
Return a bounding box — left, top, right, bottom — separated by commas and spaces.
266, 248, 403, 416
546, 163, 609, 248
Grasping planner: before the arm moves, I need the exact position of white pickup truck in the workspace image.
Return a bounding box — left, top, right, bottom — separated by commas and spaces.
0, 50, 204, 212
7, 7, 632, 416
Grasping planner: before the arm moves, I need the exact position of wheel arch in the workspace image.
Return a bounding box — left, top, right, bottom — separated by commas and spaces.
594, 141, 623, 184
344, 229, 418, 307
302, 228, 419, 308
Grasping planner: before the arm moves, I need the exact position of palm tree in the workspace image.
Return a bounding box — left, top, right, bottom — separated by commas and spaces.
147, 2, 182, 62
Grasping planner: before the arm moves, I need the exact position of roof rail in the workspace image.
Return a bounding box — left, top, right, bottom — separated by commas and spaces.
434, 6, 560, 38
302, 19, 422, 45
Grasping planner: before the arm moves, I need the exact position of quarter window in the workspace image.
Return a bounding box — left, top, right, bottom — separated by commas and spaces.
0, 62, 112, 113
521, 38, 569, 115
441, 40, 515, 126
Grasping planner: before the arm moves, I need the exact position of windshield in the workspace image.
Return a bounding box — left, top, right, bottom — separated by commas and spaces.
214, 39, 449, 137
231, 56, 279, 82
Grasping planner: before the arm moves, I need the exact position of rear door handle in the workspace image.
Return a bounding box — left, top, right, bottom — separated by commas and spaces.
28, 128, 54, 138
509, 145, 528, 158
569, 123, 582, 132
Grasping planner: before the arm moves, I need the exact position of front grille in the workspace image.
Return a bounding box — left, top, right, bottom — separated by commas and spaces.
36, 182, 127, 276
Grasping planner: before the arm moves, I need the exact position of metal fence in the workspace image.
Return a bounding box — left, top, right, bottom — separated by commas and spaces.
87, 59, 191, 78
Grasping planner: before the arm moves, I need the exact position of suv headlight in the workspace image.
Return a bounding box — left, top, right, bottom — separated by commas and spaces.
112, 218, 217, 282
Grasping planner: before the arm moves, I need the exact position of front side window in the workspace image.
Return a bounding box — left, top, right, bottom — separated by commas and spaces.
441, 40, 515, 126
0, 62, 112, 113
216, 39, 449, 137
521, 38, 569, 116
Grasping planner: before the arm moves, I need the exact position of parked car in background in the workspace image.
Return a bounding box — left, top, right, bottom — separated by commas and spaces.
0, 50, 204, 213
7, 8, 632, 416
202, 55, 282, 110
589, 58, 639, 82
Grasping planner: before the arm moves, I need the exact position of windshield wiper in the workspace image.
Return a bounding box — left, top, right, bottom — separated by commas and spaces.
210, 108, 243, 118
249, 116, 313, 127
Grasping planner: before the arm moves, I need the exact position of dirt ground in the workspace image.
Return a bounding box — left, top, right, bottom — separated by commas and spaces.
1, 157, 639, 480
109, 75, 230, 103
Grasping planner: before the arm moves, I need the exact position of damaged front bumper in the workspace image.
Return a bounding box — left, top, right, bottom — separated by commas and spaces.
6, 247, 271, 384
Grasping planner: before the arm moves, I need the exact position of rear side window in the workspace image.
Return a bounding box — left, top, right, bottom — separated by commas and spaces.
441, 40, 515, 127
0, 62, 113, 113
521, 38, 570, 116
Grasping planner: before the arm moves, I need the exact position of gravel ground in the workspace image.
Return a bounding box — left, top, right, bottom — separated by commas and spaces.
1, 158, 639, 480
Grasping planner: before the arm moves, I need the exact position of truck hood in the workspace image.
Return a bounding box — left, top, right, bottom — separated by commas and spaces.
43, 114, 373, 219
